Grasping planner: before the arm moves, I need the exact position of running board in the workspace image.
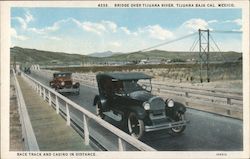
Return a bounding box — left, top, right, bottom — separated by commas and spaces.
145, 120, 189, 132
103, 110, 122, 121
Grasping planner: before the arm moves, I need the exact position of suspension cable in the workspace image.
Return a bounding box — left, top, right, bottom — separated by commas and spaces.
139, 32, 197, 52
210, 30, 242, 34
189, 36, 199, 52
209, 34, 227, 62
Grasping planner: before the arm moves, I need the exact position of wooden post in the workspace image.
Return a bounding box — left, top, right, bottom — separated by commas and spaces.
39, 85, 42, 96
36, 84, 39, 93
56, 96, 59, 114
83, 114, 90, 145
43, 88, 46, 101
48, 92, 52, 106
118, 138, 125, 151
227, 98, 232, 115
185, 92, 189, 106
32, 82, 36, 90
66, 103, 70, 126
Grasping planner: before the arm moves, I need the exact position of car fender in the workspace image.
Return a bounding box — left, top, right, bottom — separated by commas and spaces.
127, 106, 146, 120
93, 95, 108, 108
93, 95, 100, 106
73, 82, 80, 88
173, 102, 186, 114
49, 81, 55, 88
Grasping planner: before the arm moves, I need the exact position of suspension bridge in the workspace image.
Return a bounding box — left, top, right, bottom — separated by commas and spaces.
135, 29, 242, 82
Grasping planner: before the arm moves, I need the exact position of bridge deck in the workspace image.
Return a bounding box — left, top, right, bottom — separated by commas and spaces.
17, 76, 93, 151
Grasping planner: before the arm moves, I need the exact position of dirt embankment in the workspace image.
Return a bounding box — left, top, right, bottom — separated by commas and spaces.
52, 62, 242, 93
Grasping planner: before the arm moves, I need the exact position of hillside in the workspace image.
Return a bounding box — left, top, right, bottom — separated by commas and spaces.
10, 46, 101, 65
10, 47, 242, 65
106, 49, 242, 62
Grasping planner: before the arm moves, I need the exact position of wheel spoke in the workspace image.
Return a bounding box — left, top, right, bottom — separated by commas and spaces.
128, 113, 144, 139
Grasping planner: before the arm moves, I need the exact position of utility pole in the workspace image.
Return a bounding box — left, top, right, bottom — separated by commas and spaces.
198, 29, 210, 83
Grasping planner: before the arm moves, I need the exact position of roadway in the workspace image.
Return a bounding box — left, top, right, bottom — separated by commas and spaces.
28, 71, 243, 151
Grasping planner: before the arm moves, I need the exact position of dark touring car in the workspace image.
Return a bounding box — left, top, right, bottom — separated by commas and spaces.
93, 72, 189, 139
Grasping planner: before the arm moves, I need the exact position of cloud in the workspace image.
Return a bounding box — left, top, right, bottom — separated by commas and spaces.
28, 19, 68, 35
223, 18, 242, 26
208, 20, 218, 24
18, 17, 172, 42
11, 28, 28, 41
24, 11, 34, 23
81, 21, 106, 35
120, 27, 131, 34
233, 19, 242, 26
109, 42, 121, 47
102, 21, 117, 32
12, 10, 63, 36
42, 36, 61, 41
12, 10, 34, 30
143, 25, 174, 40
12, 17, 27, 29
72, 19, 118, 35
181, 18, 209, 31
120, 27, 138, 36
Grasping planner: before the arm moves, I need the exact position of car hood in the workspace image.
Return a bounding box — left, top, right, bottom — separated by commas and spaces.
129, 91, 166, 110
128, 91, 154, 102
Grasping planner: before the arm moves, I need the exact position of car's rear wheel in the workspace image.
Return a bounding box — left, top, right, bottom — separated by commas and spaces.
127, 112, 144, 139
169, 112, 186, 135
96, 101, 105, 119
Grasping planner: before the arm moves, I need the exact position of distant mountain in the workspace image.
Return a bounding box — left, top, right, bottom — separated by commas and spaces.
88, 51, 122, 57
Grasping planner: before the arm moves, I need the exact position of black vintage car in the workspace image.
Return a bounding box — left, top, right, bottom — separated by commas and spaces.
49, 72, 80, 95
24, 67, 31, 74
93, 72, 188, 139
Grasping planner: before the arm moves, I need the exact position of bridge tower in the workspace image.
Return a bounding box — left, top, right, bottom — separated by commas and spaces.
198, 29, 210, 83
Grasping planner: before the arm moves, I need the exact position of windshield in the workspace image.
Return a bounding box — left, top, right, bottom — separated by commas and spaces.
123, 79, 152, 93
54, 73, 71, 78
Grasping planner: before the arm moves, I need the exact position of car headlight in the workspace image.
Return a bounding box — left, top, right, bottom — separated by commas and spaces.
61, 81, 65, 86
166, 99, 174, 107
143, 102, 150, 110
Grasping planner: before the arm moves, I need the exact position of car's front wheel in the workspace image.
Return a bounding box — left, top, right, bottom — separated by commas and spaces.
127, 112, 144, 139
169, 112, 186, 135
96, 101, 105, 119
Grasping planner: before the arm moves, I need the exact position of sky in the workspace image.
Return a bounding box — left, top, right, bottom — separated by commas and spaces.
11, 8, 242, 54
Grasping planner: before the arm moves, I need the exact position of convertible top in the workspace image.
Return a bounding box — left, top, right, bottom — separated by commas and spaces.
53, 72, 72, 78
96, 72, 152, 81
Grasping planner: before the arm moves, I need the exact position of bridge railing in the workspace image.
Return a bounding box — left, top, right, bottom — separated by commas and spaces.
21, 72, 155, 151
12, 70, 40, 151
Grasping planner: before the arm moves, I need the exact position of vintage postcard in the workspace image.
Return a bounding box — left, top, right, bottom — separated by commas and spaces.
1, 0, 249, 159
